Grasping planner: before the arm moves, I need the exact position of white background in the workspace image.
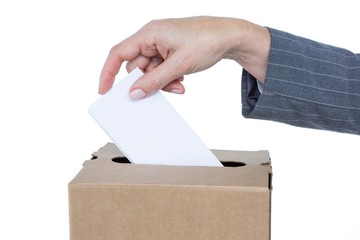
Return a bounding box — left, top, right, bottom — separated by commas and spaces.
1, 0, 359, 239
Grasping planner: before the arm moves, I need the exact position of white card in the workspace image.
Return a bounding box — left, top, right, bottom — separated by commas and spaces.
89, 68, 222, 167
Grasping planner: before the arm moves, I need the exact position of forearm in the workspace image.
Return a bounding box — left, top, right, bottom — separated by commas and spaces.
242, 28, 360, 135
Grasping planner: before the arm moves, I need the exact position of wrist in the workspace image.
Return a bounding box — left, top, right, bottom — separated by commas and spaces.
225, 19, 270, 83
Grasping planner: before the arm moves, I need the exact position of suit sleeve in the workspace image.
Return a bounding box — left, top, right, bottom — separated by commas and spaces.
241, 28, 360, 135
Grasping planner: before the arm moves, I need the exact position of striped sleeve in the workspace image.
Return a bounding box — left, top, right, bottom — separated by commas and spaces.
241, 28, 360, 135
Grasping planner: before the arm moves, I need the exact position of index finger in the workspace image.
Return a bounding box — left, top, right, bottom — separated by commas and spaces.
98, 36, 142, 94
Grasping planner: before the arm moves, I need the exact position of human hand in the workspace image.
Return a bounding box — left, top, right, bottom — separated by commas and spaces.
99, 16, 270, 100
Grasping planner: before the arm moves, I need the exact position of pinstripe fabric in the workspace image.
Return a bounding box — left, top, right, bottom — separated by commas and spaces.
242, 28, 360, 135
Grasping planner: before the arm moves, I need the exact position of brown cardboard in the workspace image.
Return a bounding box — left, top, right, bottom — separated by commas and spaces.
69, 142, 272, 240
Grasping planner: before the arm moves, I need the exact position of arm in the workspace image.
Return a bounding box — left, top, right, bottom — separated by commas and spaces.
242, 28, 360, 135
99, 16, 360, 135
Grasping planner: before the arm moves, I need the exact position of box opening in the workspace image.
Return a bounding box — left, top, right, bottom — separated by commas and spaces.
110, 157, 245, 167
112, 156, 131, 164
221, 161, 246, 167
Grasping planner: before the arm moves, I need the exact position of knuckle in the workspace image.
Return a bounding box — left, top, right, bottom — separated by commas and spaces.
109, 45, 119, 55
148, 76, 163, 91
146, 19, 162, 28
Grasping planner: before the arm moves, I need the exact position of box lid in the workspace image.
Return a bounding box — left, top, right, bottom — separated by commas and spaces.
70, 143, 272, 190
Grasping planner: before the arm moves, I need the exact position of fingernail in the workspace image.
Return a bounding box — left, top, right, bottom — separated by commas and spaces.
129, 88, 146, 100
170, 88, 184, 94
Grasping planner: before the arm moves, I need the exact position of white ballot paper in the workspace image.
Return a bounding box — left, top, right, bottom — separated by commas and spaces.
89, 68, 222, 167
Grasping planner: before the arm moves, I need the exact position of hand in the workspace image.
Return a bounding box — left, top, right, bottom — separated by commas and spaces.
99, 16, 270, 100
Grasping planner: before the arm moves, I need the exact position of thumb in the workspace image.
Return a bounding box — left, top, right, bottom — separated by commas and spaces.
129, 58, 185, 100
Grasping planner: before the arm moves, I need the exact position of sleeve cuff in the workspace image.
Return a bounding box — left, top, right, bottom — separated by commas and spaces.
241, 70, 262, 118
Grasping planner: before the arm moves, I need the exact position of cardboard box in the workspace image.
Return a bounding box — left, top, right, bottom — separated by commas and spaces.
68, 142, 272, 240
